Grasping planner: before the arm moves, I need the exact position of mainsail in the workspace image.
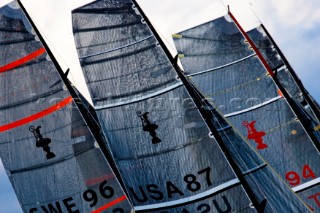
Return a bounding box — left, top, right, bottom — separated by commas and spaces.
0, 1, 133, 212
72, 0, 310, 211
173, 11, 320, 211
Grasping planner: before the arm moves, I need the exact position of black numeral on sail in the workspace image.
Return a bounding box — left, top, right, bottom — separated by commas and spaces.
130, 167, 213, 203
82, 180, 114, 208
100, 180, 114, 198
198, 167, 212, 186
184, 174, 201, 192
83, 189, 98, 207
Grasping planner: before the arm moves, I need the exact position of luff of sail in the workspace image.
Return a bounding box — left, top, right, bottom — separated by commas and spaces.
72, 0, 310, 212
173, 12, 320, 211
0, 1, 133, 212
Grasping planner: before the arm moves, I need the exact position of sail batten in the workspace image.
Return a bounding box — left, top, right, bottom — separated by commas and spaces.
187, 53, 257, 77
224, 96, 282, 117
80, 35, 154, 59
74, 21, 141, 33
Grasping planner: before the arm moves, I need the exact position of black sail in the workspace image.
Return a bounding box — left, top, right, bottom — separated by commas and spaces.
73, 0, 310, 212
0, 1, 133, 212
173, 13, 320, 210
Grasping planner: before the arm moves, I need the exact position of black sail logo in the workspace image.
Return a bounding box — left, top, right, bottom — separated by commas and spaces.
29, 125, 56, 159
137, 111, 161, 144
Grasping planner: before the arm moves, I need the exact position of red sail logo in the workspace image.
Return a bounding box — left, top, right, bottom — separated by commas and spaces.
243, 121, 267, 150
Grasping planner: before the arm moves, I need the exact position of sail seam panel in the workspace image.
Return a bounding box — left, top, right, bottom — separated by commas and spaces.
10, 144, 94, 174
224, 96, 282, 118
73, 6, 133, 14
187, 53, 257, 77
115, 135, 206, 161
0, 47, 45, 73
94, 82, 182, 109
0, 37, 35, 46
93, 68, 276, 109
134, 178, 240, 211
0, 27, 29, 33
0, 96, 72, 132
292, 177, 320, 193
0, 88, 63, 110
74, 21, 140, 33
79, 35, 154, 59
187, 53, 257, 76
82, 44, 156, 66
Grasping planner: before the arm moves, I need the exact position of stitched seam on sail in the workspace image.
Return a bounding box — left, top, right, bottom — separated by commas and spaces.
86, 63, 170, 83
188, 53, 256, 77
10, 145, 95, 174
115, 135, 207, 161
74, 21, 140, 33
0, 88, 63, 110
94, 82, 182, 109
0, 36, 34, 45
224, 96, 282, 118
79, 35, 154, 59
81, 44, 156, 66
73, 5, 134, 14
0, 27, 29, 33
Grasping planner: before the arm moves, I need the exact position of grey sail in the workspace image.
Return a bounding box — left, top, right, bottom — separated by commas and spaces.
72, 0, 310, 212
247, 25, 320, 123
0, 1, 133, 212
173, 13, 320, 210
174, 59, 309, 212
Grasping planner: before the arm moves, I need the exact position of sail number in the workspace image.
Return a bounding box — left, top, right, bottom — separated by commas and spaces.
285, 165, 316, 186
29, 180, 123, 213
83, 180, 114, 206
130, 167, 212, 203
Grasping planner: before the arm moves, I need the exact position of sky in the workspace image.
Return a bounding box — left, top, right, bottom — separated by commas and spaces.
0, 0, 319, 212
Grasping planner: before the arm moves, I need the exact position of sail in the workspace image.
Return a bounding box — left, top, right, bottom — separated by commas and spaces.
174, 61, 309, 212
173, 13, 320, 210
0, 1, 132, 212
72, 0, 309, 211
247, 24, 320, 123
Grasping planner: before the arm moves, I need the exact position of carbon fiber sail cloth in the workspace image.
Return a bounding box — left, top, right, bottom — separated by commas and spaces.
0, 1, 132, 212
173, 14, 320, 210
73, 0, 309, 212
248, 25, 320, 123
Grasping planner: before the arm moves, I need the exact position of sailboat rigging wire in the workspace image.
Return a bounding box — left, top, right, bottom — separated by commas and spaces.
249, 3, 262, 24
218, 0, 228, 11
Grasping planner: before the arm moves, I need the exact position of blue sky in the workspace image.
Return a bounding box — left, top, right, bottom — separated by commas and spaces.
0, 0, 319, 212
